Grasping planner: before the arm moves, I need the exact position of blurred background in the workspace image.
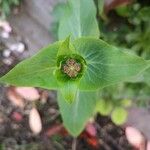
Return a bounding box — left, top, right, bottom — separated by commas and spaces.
0, 0, 150, 149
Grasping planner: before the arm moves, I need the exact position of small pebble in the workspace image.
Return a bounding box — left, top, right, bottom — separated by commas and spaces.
15, 87, 40, 101
11, 112, 23, 122
11, 123, 20, 129
1, 31, 9, 38
125, 126, 145, 149
3, 58, 13, 65
29, 108, 42, 134
40, 91, 49, 104
3, 49, 11, 58
86, 123, 97, 137
147, 141, 150, 150
9, 42, 25, 53
0, 20, 12, 33
7, 88, 25, 108
48, 108, 57, 114
9, 44, 18, 51
17, 42, 25, 53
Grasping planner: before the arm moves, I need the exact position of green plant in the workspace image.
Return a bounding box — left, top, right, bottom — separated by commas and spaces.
101, 3, 150, 58
0, 0, 150, 136
98, 1, 150, 107
0, 0, 22, 19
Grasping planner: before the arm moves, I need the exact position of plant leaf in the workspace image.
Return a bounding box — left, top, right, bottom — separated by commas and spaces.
59, 81, 78, 103
58, 0, 99, 40
138, 7, 150, 22
111, 107, 128, 125
121, 99, 132, 107
95, 99, 113, 116
57, 90, 97, 136
57, 36, 75, 56
73, 37, 150, 90
0, 42, 60, 89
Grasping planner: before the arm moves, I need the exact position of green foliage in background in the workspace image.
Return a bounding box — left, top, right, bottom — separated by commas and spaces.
101, 3, 150, 59
51, 0, 99, 41
0, 0, 150, 136
58, 0, 100, 40
99, 1, 150, 108
0, 0, 22, 18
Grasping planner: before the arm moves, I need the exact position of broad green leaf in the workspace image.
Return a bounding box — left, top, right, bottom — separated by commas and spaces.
95, 99, 113, 116
59, 81, 78, 103
58, 0, 99, 40
0, 42, 60, 89
1, 37, 150, 93
58, 91, 97, 137
111, 107, 128, 125
73, 37, 150, 90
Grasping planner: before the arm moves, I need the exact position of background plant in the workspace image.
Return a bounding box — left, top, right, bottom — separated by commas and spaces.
0, 0, 22, 19
97, 1, 150, 108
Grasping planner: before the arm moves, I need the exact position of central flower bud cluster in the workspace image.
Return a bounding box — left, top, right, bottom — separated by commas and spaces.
62, 58, 81, 78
